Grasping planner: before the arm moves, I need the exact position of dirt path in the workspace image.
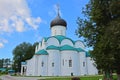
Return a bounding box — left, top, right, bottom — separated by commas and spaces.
0, 75, 45, 80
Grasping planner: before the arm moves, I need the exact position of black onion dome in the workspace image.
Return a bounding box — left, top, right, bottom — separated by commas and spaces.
50, 14, 67, 28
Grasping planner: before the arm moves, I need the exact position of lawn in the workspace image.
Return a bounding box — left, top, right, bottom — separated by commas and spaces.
42, 76, 102, 80
39, 75, 117, 80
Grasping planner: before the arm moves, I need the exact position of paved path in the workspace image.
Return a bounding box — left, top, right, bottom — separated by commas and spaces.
0, 75, 45, 80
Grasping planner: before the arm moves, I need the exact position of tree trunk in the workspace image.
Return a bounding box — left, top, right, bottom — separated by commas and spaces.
104, 70, 113, 80
116, 67, 120, 80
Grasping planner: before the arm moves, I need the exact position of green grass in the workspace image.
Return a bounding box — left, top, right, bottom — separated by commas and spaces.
39, 75, 117, 80
43, 76, 102, 80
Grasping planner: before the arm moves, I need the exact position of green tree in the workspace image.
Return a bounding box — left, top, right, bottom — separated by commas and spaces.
0, 59, 3, 68
109, 19, 120, 80
76, 0, 120, 79
12, 42, 38, 72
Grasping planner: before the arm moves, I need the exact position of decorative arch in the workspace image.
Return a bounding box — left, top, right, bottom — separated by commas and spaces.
46, 37, 59, 46
61, 39, 74, 46
75, 40, 85, 49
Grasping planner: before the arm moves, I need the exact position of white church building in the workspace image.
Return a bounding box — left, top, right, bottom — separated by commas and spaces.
21, 12, 98, 76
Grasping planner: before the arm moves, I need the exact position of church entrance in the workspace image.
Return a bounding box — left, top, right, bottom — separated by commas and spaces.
71, 72, 73, 76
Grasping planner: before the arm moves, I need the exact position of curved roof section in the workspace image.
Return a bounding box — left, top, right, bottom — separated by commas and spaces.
75, 40, 85, 48
76, 48, 85, 52
46, 45, 59, 50
44, 35, 75, 44
60, 45, 77, 51
35, 49, 48, 55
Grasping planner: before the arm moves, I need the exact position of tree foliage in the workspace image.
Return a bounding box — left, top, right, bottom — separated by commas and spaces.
76, 0, 120, 79
12, 42, 38, 72
0, 58, 11, 68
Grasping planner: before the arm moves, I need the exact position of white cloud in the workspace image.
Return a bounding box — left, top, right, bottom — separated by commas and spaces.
26, 17, 42, 30
0, 38, 8, 48
0, 42, 4, 48
0, 0, 41, 34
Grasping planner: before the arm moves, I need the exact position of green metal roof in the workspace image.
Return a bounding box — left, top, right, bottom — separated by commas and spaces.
21, 62, 27, 65
76, 48, 85, 52
35, 45, 90, 57
60, 45, 77, 51
35, 49, 48, 55
0, 68, 6, 72
44, 35, 75, 44
86, 52, 91, 57
46, 45, 59, 50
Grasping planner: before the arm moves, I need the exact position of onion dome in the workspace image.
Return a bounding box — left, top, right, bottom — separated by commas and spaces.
50, 10, 67, 28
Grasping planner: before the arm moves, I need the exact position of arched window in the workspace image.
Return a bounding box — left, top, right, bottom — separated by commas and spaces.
69, 59, 72, 67
41, 61, 44, 67
83, 62, 85, 67
63, 59, 64, 66
52, 62, 54, 67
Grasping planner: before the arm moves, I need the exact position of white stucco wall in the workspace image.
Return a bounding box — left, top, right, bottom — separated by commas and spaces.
35, 45, 39, 53
26, 55, 36, 76
34, 55, 39, 76
61, 50, 79, 76
79, 52, 87, 75
38, 55, 48, 76
38, 42, 42, 51
86, 57, 98, 75
41, 39, 46, 49
51, 25, 66, 36
47, 50, 61, 76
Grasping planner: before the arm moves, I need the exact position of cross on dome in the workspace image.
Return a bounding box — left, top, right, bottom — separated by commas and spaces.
50, 5, 67, 28
56, 4, 60, 17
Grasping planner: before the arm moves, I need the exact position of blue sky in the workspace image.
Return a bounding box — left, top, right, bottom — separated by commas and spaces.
0, 0, 89, 59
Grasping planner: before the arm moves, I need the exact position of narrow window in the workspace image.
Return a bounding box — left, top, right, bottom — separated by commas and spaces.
60, 30, 62, 35
69, 60, 72, 67
52, 62, 54, 67
83, 62, 85, 67
55, 30, 56, 35
63, 59, 64, 66
41, 61, 44, 67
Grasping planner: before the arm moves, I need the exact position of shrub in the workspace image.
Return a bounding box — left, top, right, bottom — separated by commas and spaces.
71, 77, 80, 80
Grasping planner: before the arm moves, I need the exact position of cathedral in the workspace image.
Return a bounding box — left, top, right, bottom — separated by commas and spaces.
21, 11, 98, 76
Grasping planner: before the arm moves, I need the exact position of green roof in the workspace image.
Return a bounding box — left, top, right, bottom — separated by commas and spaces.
46, 45, 86, 52
35, 45, 90, 57
86, 52, 91, 57
21, 62, 27, 65
35, 49, 48, 55
76, 48, 85, 52
60, 45, 77, 51
44, 35, 75, 44
0, 68, 6, 72
46, 45, 59, 50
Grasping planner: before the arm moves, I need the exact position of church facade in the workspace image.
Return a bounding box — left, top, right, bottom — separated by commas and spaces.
21, 13, 98, 76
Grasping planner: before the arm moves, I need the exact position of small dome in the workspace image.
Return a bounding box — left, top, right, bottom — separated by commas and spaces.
50, 14, 67, 27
